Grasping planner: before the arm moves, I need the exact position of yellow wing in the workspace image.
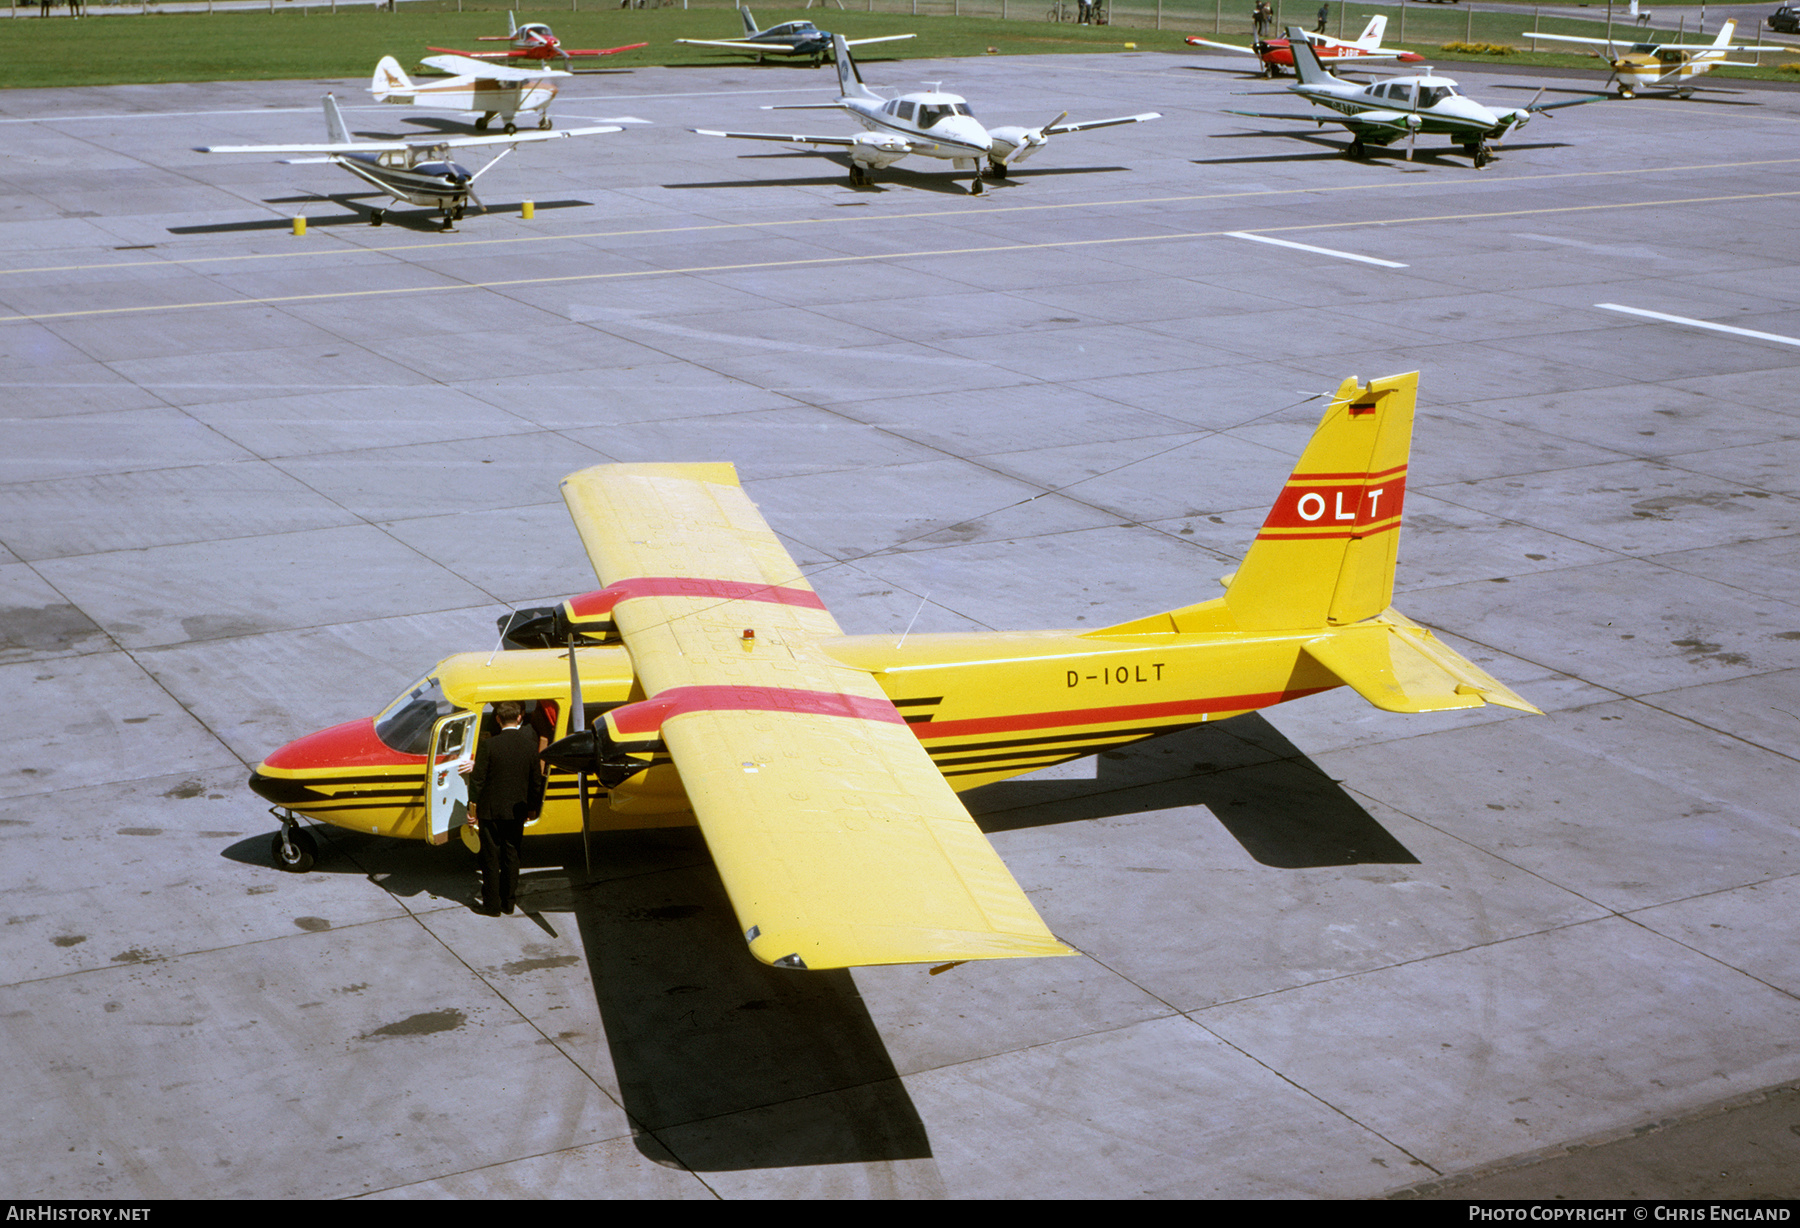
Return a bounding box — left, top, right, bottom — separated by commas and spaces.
560, 464, 1073, 970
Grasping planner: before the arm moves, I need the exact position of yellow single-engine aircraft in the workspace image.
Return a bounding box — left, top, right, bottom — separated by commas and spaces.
251, 372, 1539, 971
1525, 19, 1788, 97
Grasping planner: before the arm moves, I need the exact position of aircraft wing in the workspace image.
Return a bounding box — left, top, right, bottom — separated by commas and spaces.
564, 42, 651, 55
843, 33, 918, 46
673, 38, 795, 51
197, 127, 622, 156
691, 127, 864, 148
426, 45, 514, 59
1225, 106, 1418, 134
1185, 36, 1257, 54
419, 54, 573, 79
1044, 112, 1162, 135
559, 464, 1073, 971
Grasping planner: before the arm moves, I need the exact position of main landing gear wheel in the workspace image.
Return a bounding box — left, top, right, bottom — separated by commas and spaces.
271, 827, 317, 873
504, 121, 517, 136
369, 209, 385, 226
475, 114, 492, 131
968, 177, 986, 196
848, 165, 871, 187
985, 159, 1008, 180
1345, 137, 1367, 160
1471, 142, 1494, 168
538, 115, 553, 130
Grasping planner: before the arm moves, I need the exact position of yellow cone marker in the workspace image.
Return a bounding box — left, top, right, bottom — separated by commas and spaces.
521, 200, 535, 220
292, 215, 306, 236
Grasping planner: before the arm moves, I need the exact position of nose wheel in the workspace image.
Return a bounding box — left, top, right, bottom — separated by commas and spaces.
270, 811, 318, 873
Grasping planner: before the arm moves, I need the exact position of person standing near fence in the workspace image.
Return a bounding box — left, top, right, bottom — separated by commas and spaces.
1316, 3, 1329, 33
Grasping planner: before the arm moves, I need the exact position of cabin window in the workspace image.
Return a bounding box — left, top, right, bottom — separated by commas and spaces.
375, 675, 463, 756
898, 101, 915, 121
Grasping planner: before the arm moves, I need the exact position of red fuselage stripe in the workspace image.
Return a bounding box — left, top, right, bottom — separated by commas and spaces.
915, 687, 1333, 741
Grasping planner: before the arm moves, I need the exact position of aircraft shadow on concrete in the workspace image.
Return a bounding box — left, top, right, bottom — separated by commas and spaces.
970, 714, 1419, 869
220, 715, 1409, 1172
1492, 82, 1761, 106
669, 156, 1130, 195
220, 821, 932, 1172
1198, 131, 1570, 167
168, 198, 593, 235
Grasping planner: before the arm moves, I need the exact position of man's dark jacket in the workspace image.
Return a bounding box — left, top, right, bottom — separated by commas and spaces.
468, 724, 542, 822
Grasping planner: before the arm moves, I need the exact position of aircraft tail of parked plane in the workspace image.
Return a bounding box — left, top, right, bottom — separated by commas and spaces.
835, 32, 883, 101
371, 55, 416, 104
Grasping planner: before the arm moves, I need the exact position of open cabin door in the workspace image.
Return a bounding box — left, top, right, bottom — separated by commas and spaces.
427, 711, 480, 845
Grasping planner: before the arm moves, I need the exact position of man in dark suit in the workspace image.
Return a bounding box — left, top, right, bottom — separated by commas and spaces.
467, 701, 542, 915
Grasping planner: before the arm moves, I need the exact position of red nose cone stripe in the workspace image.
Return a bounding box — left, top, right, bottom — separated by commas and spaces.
260, 718, 422, 771
566, 577, 827, 619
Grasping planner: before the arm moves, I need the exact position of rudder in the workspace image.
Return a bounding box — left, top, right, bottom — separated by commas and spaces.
323, 93, 353, 145
370, 55, 413, 103
1223, 372, 1416, 630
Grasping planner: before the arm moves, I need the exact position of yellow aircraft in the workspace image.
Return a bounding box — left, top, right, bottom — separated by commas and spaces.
250, 371, 1539, 971
1526, 19, 1789, 97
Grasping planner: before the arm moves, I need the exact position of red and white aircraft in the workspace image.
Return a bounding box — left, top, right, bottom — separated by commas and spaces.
428, 11, 647, 69
1187, 16, 1424, 78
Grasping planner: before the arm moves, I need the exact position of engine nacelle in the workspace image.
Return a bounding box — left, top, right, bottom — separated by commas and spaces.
850, 131, 913, 169
986, 126, 1047, 165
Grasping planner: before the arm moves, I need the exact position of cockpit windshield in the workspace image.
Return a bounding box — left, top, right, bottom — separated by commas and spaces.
374, 675, 463, 756
1416, 85, 1458, 107
916, 102, 973, 128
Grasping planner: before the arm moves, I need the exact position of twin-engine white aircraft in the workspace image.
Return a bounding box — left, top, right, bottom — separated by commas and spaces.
1525, 19, 1787, 97
372, 53, 568, 134
1227, 30, 1599, 166
692, 34, 1159, 194
197, 94, 624, 230
675, 6, 915, 66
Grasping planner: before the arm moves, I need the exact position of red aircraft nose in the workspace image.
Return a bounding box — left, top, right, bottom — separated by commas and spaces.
249, 718, 425, 807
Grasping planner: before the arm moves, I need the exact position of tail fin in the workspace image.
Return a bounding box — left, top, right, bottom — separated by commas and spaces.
741, 5, 759, 36
1287, 28, 1335, 85
371, 55, 413, 103
323, 93, 353, 145
1224, 372, 1416, 631
1356, 14, 1386, 47
834, 35, 880, 101
1712, 18, 1737, 46
507, 10, 519, 36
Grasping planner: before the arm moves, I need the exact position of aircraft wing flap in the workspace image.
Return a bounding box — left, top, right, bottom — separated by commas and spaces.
1304, 619, 1542, 715
560, 463, 1070, 969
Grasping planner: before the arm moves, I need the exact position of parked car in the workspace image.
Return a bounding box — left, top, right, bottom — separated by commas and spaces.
1770, 4, 1800, 33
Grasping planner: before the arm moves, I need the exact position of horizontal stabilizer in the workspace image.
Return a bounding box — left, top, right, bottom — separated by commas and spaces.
1304, 614, 1542, 715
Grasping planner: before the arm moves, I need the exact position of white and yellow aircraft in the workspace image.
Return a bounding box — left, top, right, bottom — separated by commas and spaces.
1525, 19, 1788, 97
197, 93, 624, 230
692, 34, 1159, 193
249, 371, 1541, 972
371, 53, 569, 134
1228, 29, 1600, 166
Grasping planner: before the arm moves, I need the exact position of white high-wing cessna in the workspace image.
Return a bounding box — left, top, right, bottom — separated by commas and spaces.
1524, 19, 1787, 97
197, 94, 624, 230
1227, 29, 1600, 167
371, 53, 570, 134
692, 34, 1160, 194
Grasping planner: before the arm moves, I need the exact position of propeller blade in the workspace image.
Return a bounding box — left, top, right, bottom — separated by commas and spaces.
1042, 110, 1068, 132
566, 634, 591, 876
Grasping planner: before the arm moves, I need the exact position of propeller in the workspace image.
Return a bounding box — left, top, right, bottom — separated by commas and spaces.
566, 632, 592, 877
